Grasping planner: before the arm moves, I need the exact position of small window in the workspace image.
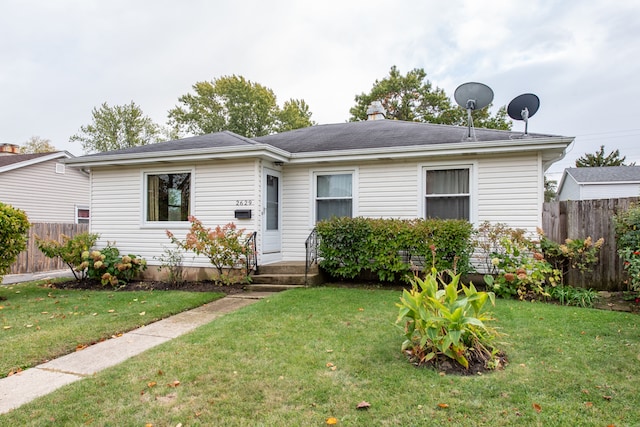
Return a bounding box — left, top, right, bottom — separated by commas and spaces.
76, 206, 90, 224
56, 163, 65, 174
146, 172, 191, 222
425, 168, 470, 220
315, 173, 353, 222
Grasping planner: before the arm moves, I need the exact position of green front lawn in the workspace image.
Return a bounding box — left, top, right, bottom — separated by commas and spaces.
0, 280, 224, 377
2, 287, 639, 426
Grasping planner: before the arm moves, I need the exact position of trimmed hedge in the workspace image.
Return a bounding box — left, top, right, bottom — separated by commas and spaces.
316, 217, 474, 282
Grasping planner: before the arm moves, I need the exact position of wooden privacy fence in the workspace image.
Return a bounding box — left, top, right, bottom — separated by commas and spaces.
8, 223, 89, 275
542, 197, 639, 292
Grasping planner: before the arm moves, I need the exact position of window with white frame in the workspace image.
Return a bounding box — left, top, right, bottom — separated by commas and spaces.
315, 172, 353, 222
146, 172, 191, 222
424, 168, 470, 220
76, 205, 90, 224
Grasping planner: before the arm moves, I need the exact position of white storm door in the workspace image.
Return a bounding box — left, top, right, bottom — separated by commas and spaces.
263, 169, 282, 254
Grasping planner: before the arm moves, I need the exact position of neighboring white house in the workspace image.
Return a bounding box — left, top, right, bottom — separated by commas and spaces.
556, 166, 640, 201
65, 118, 573, 278
0, 145, 90, 223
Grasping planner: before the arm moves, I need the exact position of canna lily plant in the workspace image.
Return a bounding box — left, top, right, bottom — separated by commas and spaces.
395, 268, 503, 371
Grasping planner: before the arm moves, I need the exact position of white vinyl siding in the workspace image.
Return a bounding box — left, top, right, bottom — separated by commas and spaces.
476, 154, 541, 232
580, 183, 640, 200
0, 159, 89, 223
90, 160, 258, 268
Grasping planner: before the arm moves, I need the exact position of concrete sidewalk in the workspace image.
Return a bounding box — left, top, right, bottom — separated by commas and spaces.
0, 292, 272, 414
2, 269, 75, 285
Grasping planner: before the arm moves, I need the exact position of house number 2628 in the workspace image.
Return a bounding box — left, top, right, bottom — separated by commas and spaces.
235, 200, 253, 206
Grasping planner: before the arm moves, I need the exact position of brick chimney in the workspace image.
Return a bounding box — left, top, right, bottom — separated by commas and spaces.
366, 101, 386, 121
0, 143, 20, 155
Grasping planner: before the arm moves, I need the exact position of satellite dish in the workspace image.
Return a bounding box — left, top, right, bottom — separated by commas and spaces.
508, 93, 540, 135
454, 82, 494, 139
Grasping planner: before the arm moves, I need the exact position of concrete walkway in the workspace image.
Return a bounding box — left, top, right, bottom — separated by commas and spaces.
0, 292, 272, 414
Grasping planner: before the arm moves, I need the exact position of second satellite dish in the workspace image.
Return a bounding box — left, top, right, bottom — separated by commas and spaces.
508, 93, 540, 135
454, 82, 494, 139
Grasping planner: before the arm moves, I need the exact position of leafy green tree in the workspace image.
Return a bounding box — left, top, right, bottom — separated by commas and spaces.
276, 99, 316, 132
167, 75, 314, 138
21, 136, 57, 153
0, 203, 30, 283
349, 65, 511, 130
70, 101, 162, 154
575, 145, 631, 167
544, 176, 557, 202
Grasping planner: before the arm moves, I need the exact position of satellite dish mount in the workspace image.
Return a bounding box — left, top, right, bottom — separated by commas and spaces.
454, 82, 494, 140
507, 93, 540, 136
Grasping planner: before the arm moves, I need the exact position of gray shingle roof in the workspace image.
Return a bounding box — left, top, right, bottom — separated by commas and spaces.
255, 120, 555, 153
0, 152, 56, 168
565, 166, 640, 183
77, 120, 557, 158
81, 131, 258, 157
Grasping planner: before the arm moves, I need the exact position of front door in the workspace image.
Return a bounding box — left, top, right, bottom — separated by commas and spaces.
262, 169, 281, 259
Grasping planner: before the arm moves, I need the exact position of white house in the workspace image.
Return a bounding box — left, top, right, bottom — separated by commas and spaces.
556, 166, 640, 201
0, 145, 90, 223
65, 118, 573, 278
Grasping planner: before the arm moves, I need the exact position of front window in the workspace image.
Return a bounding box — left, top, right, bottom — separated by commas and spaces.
146, 172, 191, 222
425, 168, 470, 220
316, 173, 352, 222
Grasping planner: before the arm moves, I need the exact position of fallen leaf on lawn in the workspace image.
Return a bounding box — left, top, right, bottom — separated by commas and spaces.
326, 349, 333, 353
0, 306, 4, 310
157, 369, 164, 376
437, 403, 449, 409
40, 311, 48, 314
139, 311, 146, 316
7, 368, 22, 376
25, 324, 33, 328
326, 417, 338, 425
582, 389, 590, 394
326, 362, 334, 368
356, 401, 371, 410
145, 423, 153, 427
533, 403, 542, 413
76, 344, 88, 351
167, 380, 180, 387
585, 402, 593, 408
358, 308, 364, 311
107, 309, 115, 313
92, 313, 98, 316
3, 326, 11, 330
147, 381, 157, 388
603, 395, 612, 401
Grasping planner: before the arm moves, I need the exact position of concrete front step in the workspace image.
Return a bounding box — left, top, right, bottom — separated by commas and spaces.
257, 261, 318, 275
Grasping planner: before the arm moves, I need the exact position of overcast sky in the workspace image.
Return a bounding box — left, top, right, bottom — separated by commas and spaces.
2, 0, 639, 180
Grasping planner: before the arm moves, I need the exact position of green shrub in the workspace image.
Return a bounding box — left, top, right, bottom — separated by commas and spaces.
85, 245, 147, 287
473, 221, 528, 274
613, 203, 640, 292
395, 267, 502, 370
37, 232, 146, 287
484, 237, 561, 300
0, 203, 30, 282
155, 246, 186, 286
316, 217, 474, 282
167, 217, 251, 285
36, 231, 100, 280
538, 229, 604, 282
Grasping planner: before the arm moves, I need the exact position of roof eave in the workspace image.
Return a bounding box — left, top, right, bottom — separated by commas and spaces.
64, 145, 289, 168
287, 136, 574, 164
0, 151, 72, 173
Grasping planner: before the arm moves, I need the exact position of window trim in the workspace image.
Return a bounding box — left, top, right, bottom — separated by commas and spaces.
310, 168, 358, 225
141, 168, 194, 228
75, 205, 90, 224
419, 162, 477, 223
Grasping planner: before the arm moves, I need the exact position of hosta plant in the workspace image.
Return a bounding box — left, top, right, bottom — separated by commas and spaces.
395, 268, 503, 372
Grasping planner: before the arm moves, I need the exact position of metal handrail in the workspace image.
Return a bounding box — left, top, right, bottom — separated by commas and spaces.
305, 228, 319, 284
245, 231, 258, 276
